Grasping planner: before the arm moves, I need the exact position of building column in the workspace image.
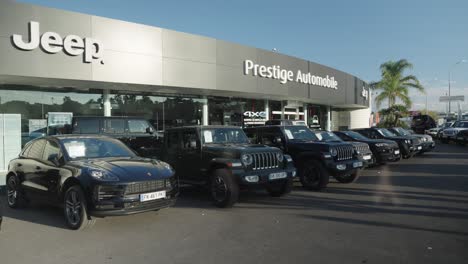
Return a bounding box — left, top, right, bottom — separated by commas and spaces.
326, 106, 331, 131
103, 89, 111, 117
303, 103, 308, 126
264, 100, 270, 121
280, 101, 285, 119
202, 97, 208, 125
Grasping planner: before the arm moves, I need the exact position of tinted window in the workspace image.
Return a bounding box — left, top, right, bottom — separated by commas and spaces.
282, 126, 318, 141
27, 139, 46, 159
182, 130, 198, 149
167, 131, 181, 150
128, 119, 151, 133
104, 119, 125, 134
62, 138, 135, 160
244, 128, 258, 143
261, 128, 284, 145
73, 119, 100, 134
201, 128, 249, 144
42, 140, 61, 162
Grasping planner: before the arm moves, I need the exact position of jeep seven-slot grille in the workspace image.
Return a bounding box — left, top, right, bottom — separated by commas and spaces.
354, 143, 372, 155
252, 152, 279, 170
336, 145, 354, 161
125, 180, 166, 195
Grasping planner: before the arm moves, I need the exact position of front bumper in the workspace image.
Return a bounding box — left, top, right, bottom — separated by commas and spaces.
374, 147, 401, 163
358, 153, 376, 167
324, 158, 363, 176
89, 180, 179, 217
232, 166, 297, 185
420, 141, 435, 152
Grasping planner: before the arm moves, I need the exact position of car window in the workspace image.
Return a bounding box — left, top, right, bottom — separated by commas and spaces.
27, 139, 46, 159
167, 131, 181, 150
260, 128, 284, 145
42, 140, 61, 162
182, 129, 198, 149
244, 128, 258, 143
21, 142, 34, 157
103, 119, 125, 134
128, 119, 151, 133
72, 119, 100, 134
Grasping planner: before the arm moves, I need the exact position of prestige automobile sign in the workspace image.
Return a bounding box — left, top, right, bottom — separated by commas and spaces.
243, 59, 338, 90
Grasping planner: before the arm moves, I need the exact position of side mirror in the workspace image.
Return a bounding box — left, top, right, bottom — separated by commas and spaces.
146, 127, 155, 134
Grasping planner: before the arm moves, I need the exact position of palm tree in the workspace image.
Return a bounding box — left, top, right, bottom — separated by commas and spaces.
371, 59, 424, 108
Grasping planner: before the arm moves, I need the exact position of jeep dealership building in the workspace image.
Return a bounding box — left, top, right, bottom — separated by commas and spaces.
0, 1, 371, 180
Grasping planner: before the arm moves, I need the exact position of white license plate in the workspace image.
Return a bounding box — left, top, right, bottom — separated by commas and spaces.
394, 150, 400, 155
363, 155, 371, 160
140, 190, 166, 202
417, 146, 422, 150
353, 161, 363, 168
269, 172, 287, 180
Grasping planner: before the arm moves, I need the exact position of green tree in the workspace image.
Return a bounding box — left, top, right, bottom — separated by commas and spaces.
377, 104, 409, 128
371, 59, 424, 108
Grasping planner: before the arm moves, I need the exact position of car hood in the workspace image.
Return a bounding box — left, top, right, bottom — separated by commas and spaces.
203, 143, 280, 158
70, 157, 174, 182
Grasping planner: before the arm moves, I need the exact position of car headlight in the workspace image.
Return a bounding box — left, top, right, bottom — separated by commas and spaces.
241, 154, 253, 166
276, 152, 284, 162
160, 161, 173, 171
285, 154, 293, 162
405, 139, 410, 144
375, 143, 388, 147
89, 170, 119, 181
330, 147, 338, 157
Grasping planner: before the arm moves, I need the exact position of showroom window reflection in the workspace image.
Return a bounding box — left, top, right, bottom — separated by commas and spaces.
110, 92, 204, 130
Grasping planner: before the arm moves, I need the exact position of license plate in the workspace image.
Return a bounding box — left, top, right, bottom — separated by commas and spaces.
457, 137, 463, 140
394, 150, 400, 155
417, 146, 422, 150
353, 161, 363, 168
269, 172, 287, 180
363, 155, 371, 160
140, 190, 166, 202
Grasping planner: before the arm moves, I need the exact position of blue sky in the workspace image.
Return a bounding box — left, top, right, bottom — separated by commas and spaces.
18, 0, 468, 112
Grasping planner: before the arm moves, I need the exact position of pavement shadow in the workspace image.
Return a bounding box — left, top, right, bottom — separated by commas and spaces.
0, 194, 69, 229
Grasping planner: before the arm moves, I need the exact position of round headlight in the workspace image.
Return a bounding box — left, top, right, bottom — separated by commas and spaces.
330, 147, 338, 157
276, 152, 284, 162
241, 154, 253, 166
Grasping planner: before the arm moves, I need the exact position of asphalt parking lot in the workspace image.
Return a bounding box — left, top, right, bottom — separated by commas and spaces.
0, 143, 467, 264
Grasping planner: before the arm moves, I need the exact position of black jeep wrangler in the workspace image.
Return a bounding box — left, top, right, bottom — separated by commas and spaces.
160, 126, 296, 208
69, 116, 162, 158
244, 125, 363, 187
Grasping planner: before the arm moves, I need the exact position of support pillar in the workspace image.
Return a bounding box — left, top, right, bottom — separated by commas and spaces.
103, 89, 111, 117
202, 97, 208, 125
326, 106, 331, 131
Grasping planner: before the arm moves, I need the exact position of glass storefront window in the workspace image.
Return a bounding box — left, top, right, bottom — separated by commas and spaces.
208, 97, 265, 127
110, 92, 203, 131
0, 85, 103, 146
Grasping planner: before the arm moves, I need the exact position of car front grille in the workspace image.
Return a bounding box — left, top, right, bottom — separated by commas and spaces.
125, 180, 166, 195
335, 145, 354, 161
252, 152, 280, 170
354, 143, 372, 155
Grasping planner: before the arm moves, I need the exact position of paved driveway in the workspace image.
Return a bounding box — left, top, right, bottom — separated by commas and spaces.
1, 143, 467, 264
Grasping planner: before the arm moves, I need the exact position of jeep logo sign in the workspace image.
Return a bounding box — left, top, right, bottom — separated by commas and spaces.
361, 87, 369, 100
12, 21, 104, 64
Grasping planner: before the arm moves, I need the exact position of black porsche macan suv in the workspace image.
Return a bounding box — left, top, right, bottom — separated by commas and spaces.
6, 135, 178, 230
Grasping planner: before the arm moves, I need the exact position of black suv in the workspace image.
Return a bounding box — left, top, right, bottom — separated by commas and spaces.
6, 135, 177, 230
244, 125, 363, 186
334, 131, 401, 164
69, 116, 161, 158
160, 126, 296, 208
353, 128, 420, 159
411, 114, 436, 134
313, 131, 375, 168
388, 127, 435, 153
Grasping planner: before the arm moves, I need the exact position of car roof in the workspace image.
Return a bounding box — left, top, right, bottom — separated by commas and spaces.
166, 125, 242, 130
73, 116, 147, 119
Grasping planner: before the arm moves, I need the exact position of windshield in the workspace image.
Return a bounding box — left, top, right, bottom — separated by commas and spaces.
282, 126, 318, 141
202, 128, 249, 144
393, 127, 411, 136
62, 138, 136, 160
344, 131, 369, 140
377, 128, 397, 137
454, 122, 468, 128
315, 131, 342, 142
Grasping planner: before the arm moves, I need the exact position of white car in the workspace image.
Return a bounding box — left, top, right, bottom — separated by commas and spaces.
441, 121, 468, 143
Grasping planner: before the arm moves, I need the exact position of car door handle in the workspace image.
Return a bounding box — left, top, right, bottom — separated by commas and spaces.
36, 166, 42, 170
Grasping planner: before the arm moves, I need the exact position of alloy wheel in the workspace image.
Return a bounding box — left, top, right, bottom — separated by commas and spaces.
7, 176, 18, 206
65, 189, 82, 226
212, 175, 228, 202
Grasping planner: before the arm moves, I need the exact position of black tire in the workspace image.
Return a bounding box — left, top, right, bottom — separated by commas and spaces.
266, 178, 292, 197
6, 174, 28, 208
333, 169, 361, 183
299, 160, 329, 191
63, 185, 95, 230
210, 169, 239, 208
